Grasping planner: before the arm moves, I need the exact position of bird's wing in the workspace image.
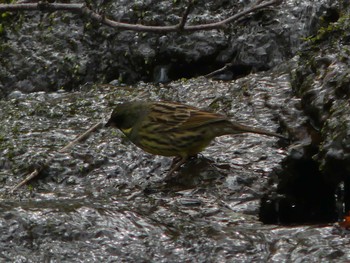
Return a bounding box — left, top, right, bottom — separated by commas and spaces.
146, 102, 227, 131
180, 109, 228, 129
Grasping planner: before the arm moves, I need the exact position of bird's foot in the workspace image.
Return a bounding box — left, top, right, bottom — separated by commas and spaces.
164, 157, 188, 181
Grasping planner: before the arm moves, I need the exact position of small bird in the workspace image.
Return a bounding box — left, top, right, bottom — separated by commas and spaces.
105, 101, 286, 179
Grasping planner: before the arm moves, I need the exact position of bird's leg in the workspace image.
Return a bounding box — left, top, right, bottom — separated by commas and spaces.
170, 156, 182, 168
164, 156, 188, 180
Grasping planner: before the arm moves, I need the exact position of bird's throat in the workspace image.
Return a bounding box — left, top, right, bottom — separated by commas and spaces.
121, 127, 133, 135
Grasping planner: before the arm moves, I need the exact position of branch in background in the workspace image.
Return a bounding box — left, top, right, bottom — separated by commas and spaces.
204, 63, 234, 78
0, 0, 283, 33
10, 122, 103, 193
177, 0, 195, 30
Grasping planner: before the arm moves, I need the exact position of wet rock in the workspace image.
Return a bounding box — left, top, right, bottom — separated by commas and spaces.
262, 4, 350, 224
1, 0, 349, 262
0, 0, 338, 96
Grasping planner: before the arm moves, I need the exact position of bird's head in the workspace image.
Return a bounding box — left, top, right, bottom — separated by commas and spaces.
105, 101, 146, 130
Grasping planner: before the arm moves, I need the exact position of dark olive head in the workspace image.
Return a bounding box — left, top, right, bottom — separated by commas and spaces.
105, 101, 147, 129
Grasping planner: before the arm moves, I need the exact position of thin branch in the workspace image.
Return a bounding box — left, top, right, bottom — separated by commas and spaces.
0, 3, 84, 12
10, 122, 103, 193
0, 0, 283, 33
204, 62, 234, 78
177, 0, 194, 30
206, 0, 282, 27
58, 122, 103, 153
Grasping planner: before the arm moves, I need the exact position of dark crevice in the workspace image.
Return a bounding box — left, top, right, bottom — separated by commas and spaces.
260, 144, 339, 225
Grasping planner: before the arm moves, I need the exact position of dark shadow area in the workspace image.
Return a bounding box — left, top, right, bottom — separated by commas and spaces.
150, 53, 256, 84
143, 156, 224, 194
259, 144, 340, 225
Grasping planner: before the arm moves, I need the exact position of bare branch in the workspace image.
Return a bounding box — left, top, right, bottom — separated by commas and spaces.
177, 0, 195, 31
0, 0, 283, 33
0, 3, 84, 12
204, 62, 234, 78
58, 122, 103, 153
10, 122, 103, 193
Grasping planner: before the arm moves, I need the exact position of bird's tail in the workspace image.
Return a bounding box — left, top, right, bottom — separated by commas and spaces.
228, 122, 287, 139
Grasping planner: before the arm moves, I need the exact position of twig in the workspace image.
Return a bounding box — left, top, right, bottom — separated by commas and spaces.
177, 0, 194, 30
58, 122, 103, 153
204, 62, 234, 78
10, 121, 103, 193
0, 0, 283, 33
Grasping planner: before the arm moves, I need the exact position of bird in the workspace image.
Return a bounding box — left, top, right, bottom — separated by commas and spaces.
105, 101, 287, 179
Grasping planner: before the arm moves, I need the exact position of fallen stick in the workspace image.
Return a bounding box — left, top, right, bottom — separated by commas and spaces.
10, 121, 103, 193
